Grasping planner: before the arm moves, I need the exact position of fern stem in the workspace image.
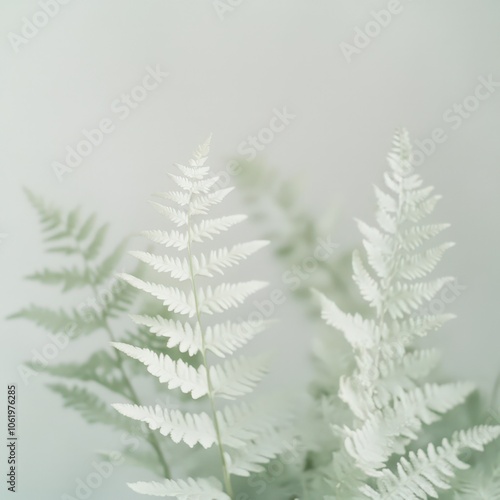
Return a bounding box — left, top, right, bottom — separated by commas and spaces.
76, 244, 172, 479
366, 161, 406, 400
185, 208, 234, 498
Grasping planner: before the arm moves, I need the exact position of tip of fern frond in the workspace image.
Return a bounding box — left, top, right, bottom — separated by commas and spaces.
22, 186, 34, 197
127, 482, 142, 493
116, 272, 131, 282
310, 288, 327, 302
255, 240, 271, 248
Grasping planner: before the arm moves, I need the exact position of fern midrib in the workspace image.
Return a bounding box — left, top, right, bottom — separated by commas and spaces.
75, 240, 172, 479
380, 443, 462, 499
186, 202, 234, 498
366, 163, 407, 405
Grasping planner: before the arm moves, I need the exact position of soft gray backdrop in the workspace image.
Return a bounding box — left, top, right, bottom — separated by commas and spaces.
1, 1, 500, 498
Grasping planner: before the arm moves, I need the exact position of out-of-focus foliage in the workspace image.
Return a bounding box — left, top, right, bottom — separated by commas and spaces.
9, 189, 175, 478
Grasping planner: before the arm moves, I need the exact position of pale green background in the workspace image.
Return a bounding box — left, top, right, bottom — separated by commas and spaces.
1, 1, 500, 498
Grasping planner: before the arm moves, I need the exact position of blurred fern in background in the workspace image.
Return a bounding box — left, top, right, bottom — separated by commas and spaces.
9, 189, 175, 478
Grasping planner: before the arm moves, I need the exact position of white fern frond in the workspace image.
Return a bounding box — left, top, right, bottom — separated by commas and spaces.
174, 163, 210, 179
217, 401, 286, 449
114, 137, 274, 497
400, 224, 451, 251
404, 194, 442, 224
112, 343, 208, 399
168, 173, 220, 194
360, 426, 500, 499
211, 355, 270, 399
129, 251, 191, 281
128, 477, 229, 499
192, 241, 269, 278
393, 313, 456, 343
377, 349, 442, 390
118, 273, 196, 316
130, 315, 202, 356
150, 202, 189, 227
374, 185, 397, 214
112, 404, 216, 448
190, 134, 212, 166
344, 382, 475, 475
352, 250, 381, 308
316, 130, 500, 498
189, 188, 234, 215
197, 281, 268, 315
142, 229, 188, 251
315, 289, 376, 349
225, 428, 295, 477
189, 215, 247, 243
396, 242, 455, 281
385, 278, 454, 319
157, 191, 191, 207
204, 320, 272, 357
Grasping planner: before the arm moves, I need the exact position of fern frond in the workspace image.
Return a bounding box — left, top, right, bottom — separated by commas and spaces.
197, 281, 268, 315
118, 274, 196, 317
168, 173, 220, 194
192, 241, 269, 277
151, 202, 189, 227
28, 351, 129, 397
188, 188, 234, 215
190, 215, 247, 243
49, 383, 141, 434
384, 278, 454, 319
315, 289, 376, 349
14, 192, 173, 479
174, 163, 210, 179
210, 355, 270, 399
113, 138, 277, 497
396, 242, 455, 281
128, 477, 230, 499
204, 320, 272, 357
361, 426, 500, 499
26, 266, 91, 291
216, 402, 285, 449
190, 134, 212, 166
112, 404, 216, 448
225, 428, 295, 477
142, 229, 188, 251
130, 315, 202, 356
315, 130, 500, 498
344, 382, 475, 475
7, 304, 101, 336
129, 251, 191, 281
83, 223, 108, 260
112, 343, 208, 399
